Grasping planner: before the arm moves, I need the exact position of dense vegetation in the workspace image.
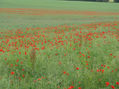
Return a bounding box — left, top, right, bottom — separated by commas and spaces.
0, 0, 119, 89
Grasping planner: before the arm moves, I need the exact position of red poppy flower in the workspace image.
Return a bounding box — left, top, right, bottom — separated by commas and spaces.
97, 69, 99, 72
22, 75, 25, 78
0, 49, 3, 52
76, 67, 79, 70
88, 56, 90, 58
104, 65, 106, 67
68, 86, 74, 89
102, 69, 104, 73
16, 59, 19, 62
59, 61, 61, 64
110, 53, 112, 56
19, 52, 21, 55
111, 85, 115, 89
63, 71, 66, 74
11, 72, 15, 75
73, 48, 75, 50
105, 82, 110, 86
41, 46, 45, 50
70, 86, 74, 88
78, 87, 81, 89
66, 73, 69, 76
116, 82, 119, 85
38, 78, 41, 80
25, 52, 27, 55
107, 66, 110, 69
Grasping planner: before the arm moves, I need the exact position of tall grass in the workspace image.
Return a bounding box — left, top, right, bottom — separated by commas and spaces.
0, 22, 119, 89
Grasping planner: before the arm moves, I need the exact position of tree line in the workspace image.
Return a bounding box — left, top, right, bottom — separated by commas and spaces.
66, 0, 119, 2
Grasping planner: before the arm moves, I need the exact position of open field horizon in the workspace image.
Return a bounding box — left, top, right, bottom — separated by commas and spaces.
1, 0, 119, 12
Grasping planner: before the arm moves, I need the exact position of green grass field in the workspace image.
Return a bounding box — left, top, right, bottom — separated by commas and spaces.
1, 0, 119, 30
0, 0, 119, 89
1, 0, 119, 12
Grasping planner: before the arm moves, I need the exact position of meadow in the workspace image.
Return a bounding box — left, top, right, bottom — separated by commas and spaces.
0, 0, 119, 89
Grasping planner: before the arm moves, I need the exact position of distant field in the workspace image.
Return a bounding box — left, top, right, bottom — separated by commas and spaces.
0, 0, 119, 12
0, 0, 119, 29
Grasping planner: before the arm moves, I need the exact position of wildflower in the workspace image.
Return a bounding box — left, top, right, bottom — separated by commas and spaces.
68, 86, 74, 89
111, 85, 115, 89
59, 61, 61, 64
88, 56, 90, 58
102, 31, 105, 34
11, 72, 15, 75
41, 46, 45, 50
105, 82, 110, 86
38, 78, 41, 80
64, 54, 66, 56
19, 52, 21, 55
104, 65, 106, 68
16, 59, 19, 62
70, 86, 74, 88
55, 53, 58, 56
110, 53, 112, 56
25, 52, 27, 55
22, 75, 25, 78
0, 49, 3, 52
78, 87, 81, 89
102, 69, 104, 73
63, 71, 66, 74
66, 73, 69, 76
20, 61, 23, 64
116, 82, 119, 85
97, 69, 100, 72
82, 54, 85, 57
76, 67, 79, 70
15, 64, 18, 66
11, 64, 13, 67
107, 66, 110, 69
